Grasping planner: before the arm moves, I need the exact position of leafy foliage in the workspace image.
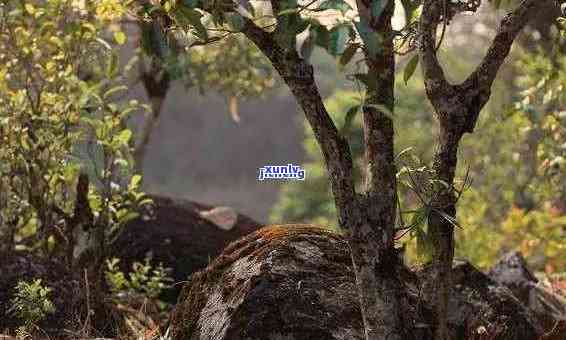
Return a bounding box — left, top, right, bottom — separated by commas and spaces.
0, 0, 148, 262
9, 279, 56, 336
137, 1, 277, 115
106, 257, 173, 301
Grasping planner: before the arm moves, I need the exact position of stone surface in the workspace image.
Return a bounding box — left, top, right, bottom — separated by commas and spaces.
170, 225, 545, 340
488, 251, 566, 338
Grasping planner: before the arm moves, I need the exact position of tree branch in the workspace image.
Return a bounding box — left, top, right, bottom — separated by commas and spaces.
241, 18, 359, 226
421, 0, 556, 133
462, 0, 556, 108
419, 0, 452, 100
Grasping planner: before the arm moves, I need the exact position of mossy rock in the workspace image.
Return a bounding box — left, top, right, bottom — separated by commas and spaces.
170, 225, 544, 340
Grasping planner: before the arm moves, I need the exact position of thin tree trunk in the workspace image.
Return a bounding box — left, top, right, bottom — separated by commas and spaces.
353, 1, 405, 338
134, 17, 171, 175
428, 126, 462, 340
419, 1, 554, 337
134, 93, 167, 174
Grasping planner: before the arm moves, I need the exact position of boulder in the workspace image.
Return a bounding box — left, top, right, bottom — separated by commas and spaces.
111, 195, 261, 302
170, 225, 543, 340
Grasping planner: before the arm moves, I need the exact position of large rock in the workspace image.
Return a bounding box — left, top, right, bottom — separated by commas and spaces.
170, 225, 543, 340
111, 195, 261, 302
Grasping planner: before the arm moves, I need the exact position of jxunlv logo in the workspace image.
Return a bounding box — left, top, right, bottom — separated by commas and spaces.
258, 164, 305, 181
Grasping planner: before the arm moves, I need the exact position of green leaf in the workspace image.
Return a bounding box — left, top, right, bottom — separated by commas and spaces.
408, 208, 427, 229
339, 43, 359, 67
319, 0, 352, 14
312, 24, 330, 48
103, 85, 128, 100
400, 0, 420, 22
106, 52, 119, 78
116, 129, 132, 146
129, 174, 142, 190
403, 54, 419, 84
371, 0, 387, 19
226, 13, 245, 31
328, 24, 350, 56
113, 31, 127, 45
24, 3, 35, 15
173, 7, 208, 41
163, 1, 172, 12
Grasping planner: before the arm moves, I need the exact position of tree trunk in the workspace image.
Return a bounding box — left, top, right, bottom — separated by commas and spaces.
134, 62, 170, 174
351, 0, 405, 337
419, 1, 554, 337
134, 94, 166, 174
427, 125, 462, 340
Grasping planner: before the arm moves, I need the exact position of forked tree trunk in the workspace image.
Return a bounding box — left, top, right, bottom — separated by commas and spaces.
419, 1, 555, 338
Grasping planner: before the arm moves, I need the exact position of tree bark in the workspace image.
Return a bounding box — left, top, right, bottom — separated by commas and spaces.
356, 1, 405, 338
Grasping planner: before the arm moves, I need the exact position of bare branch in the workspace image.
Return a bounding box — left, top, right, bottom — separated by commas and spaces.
419, 0, 451, 98
421, 0, 556, 134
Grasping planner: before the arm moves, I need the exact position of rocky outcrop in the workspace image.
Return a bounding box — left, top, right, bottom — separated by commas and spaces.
111, 195, 261, 302
170, 225, 545, 340
488, 251, 566, 339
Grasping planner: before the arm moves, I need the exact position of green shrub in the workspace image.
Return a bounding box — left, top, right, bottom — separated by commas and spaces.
9, 279, 56, 337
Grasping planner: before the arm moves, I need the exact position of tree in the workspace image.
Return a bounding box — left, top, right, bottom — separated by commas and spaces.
419, 0, 558, 337
0, 0, 150, 330
155, 0, 562, 338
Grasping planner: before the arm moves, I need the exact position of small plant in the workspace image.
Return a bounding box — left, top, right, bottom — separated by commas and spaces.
9, 279, 56, 337
105, 257, 173, 301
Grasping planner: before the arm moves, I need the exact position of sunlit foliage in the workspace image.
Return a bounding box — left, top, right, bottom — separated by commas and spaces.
0, 0, 147, 259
